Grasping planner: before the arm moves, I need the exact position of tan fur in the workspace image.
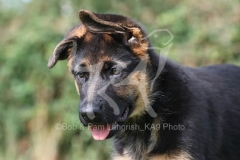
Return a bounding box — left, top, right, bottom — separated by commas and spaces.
131, 42, 148, 58
128, 27, 149, 58
83, 32, 93, 42
74, 80, 80, 95
99, 55, 111, 62
66, 37, 77, 70
113, 154, 132, 160
65, 25, 86, 39
148, 151, 192, 160
125, 73, 144, 117
128, 56, 151, 118
148, 117, 161, 153
76, 59, 89, 67
83, 32, 114, 47
67, 56, 74, 69
103, 34, 113, 42
113, 151, 192, 160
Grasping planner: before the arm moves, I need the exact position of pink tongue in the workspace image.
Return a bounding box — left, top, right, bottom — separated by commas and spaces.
90, 124, 111, 140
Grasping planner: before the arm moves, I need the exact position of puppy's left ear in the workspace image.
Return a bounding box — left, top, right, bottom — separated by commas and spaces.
47, 25, 86, 68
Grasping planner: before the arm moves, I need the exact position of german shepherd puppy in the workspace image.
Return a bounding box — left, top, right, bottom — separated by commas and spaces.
48, 10, 240, 160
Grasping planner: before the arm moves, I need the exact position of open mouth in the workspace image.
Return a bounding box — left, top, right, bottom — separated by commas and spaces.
89, 107, 129, 140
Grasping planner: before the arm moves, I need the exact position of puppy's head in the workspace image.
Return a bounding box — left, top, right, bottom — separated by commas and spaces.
48, 10, 152, 140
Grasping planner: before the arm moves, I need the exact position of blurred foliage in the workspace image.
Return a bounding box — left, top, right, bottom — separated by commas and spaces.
0, 0, 239, 160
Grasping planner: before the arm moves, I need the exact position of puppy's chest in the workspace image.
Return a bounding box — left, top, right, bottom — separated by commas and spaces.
112, 151, 192, 160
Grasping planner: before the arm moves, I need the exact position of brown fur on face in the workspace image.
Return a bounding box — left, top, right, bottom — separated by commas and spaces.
117, 55, 151, 118
127, 27, 149, 58
129, 71, 150, 117
64, 25, 86, 39
67, 55, 74, 69
74, 80, 80, 95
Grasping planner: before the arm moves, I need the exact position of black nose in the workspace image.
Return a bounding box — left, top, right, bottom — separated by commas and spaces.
79, 100, 104, 124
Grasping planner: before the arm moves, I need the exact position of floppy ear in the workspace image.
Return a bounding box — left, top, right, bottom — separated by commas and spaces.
47, 25, 86, 68
78, 10, 126, 34
78, 10, 149, 57
47, 40, 75, 68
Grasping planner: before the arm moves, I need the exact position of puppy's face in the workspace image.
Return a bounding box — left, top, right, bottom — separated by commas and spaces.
48, 10, 150, 140
72, 32, 144, 139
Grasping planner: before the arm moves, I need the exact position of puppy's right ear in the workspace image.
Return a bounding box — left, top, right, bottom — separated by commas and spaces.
47, 25, 86, 68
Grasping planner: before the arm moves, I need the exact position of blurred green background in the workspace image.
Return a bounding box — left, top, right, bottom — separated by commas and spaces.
0, 0, 239, 160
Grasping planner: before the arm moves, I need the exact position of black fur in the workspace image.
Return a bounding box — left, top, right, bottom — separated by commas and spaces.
48, 10, 240, 160
113, 48, 240, 159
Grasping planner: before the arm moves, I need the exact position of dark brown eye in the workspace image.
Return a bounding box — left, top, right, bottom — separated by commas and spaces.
78, 72, 85, 78
77, 72, 88, 79
110, 67, 121, 75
